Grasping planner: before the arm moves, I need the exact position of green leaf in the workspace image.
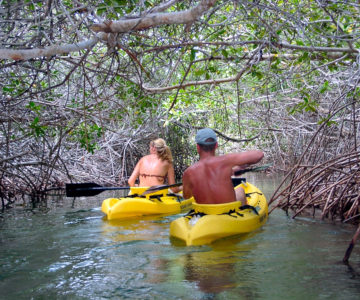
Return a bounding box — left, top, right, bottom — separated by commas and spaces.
251, 70, 263, 80
319, 80, 329, 93
29, 117, 47, 137
190, 49, 196, 61
221, 49, 228, 58
297, 52, 309, 63
3, 86, 14, 92
194, 69, 205, 76
114, 0, 127, 4
26, 101, 42, 113
97, 7, 107, 16
318, 118, 338, 126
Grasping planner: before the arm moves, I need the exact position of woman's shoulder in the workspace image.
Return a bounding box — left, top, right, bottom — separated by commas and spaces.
137, 155, 150, 165
142, 154, 166, 163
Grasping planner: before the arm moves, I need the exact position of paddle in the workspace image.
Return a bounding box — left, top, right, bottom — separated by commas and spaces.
142, 164, 271, 196
66, 164, 271, 197
233, 163, 272, 176
66, 182, 130, 197
141, 183, 183, 195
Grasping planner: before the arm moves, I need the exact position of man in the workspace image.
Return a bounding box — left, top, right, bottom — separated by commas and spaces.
182, 128, 264, 205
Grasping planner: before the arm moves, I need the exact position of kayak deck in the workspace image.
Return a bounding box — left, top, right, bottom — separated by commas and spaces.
169, 182, 268, 246
101, 187, 192, 220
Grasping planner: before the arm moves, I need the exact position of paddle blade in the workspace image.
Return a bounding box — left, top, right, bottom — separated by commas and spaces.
66, 183, 131, 197
66, 182, 104, 197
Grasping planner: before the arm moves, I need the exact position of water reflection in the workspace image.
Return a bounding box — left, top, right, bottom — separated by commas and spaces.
101, 215, 169, 242
183, 250, 237, 294
101, 216, 172, 283
1, 174, 360, 299
179, 237, 258, 296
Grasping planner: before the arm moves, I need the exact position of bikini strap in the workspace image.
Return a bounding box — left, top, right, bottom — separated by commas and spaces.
140, 173, 166, 180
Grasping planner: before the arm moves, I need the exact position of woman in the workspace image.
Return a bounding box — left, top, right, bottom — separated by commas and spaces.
128, 138, 181, 193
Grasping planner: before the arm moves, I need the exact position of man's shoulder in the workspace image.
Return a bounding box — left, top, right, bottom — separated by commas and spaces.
183, 162, 200, 175
183, 165, 193, 175
217, 152, 243, 160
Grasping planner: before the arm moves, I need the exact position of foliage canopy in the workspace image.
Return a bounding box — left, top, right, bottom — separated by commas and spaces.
0, 0, 359, 205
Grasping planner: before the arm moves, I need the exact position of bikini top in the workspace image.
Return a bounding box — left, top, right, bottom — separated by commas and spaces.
139, 173, 167, 180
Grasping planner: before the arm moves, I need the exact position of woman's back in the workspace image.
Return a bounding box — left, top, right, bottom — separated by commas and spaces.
138, 154, 171, 186
127, 138, 178, 191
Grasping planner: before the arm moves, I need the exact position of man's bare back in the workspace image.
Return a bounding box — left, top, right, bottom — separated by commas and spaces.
183, 156, 236, 204
182, 128, 264, 204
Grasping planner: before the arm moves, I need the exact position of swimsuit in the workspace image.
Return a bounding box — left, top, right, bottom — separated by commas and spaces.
139, 173, 167, 180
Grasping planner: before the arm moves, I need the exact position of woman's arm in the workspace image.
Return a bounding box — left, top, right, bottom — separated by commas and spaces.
167, 163, 182, 193
128, 159, 141, 186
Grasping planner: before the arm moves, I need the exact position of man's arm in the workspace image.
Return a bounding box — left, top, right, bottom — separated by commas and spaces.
182, 169, 193, 199
232, 164, 250, 176
227, 150, 264, 168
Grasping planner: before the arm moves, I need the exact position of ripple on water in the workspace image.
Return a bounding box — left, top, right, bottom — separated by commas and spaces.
1, 176, 360, 300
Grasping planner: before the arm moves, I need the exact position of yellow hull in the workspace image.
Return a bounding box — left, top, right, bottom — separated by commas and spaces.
101, 187, 192, 220
169, 182, 268, 246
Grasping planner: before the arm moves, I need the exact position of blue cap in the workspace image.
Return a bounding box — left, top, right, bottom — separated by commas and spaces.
195, 128, 217, 145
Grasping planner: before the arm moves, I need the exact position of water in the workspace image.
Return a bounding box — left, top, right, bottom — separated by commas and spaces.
1, 174, 359, 299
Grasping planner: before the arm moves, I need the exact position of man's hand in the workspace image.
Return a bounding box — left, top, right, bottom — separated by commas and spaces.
232, 164, 250, 176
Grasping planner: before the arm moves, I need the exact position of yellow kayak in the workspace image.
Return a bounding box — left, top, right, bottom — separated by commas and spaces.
101, 187, 192, 220
169, 182, 268, 246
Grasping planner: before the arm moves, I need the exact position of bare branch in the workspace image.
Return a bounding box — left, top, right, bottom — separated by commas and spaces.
90, 0, 217, 33
0, 37, 99, 61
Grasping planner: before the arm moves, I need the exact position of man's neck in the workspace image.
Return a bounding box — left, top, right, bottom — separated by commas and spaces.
199, 151, 216, 160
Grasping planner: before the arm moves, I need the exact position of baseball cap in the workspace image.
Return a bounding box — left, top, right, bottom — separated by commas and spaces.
195, 128, 217, 145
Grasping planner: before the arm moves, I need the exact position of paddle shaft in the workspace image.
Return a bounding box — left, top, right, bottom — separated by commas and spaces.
75, 186, 129, 191
233, 164, 271, 176
66, 164, 270, 197
66, 183, 130, 197
144, 164, 270, 196
141, 182, 183, 195
141, 164, 270, 196
65, 182, 181, 197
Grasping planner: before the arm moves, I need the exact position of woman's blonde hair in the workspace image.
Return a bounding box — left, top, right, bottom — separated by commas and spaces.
151, 138, 173, 163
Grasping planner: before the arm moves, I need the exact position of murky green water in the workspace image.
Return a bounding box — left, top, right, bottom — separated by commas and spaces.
1, 174, 359, 299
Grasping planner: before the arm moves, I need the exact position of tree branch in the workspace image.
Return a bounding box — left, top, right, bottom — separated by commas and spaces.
90, 0, 217, 33
143, 64, 250, 93
0, 37, 99, 61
